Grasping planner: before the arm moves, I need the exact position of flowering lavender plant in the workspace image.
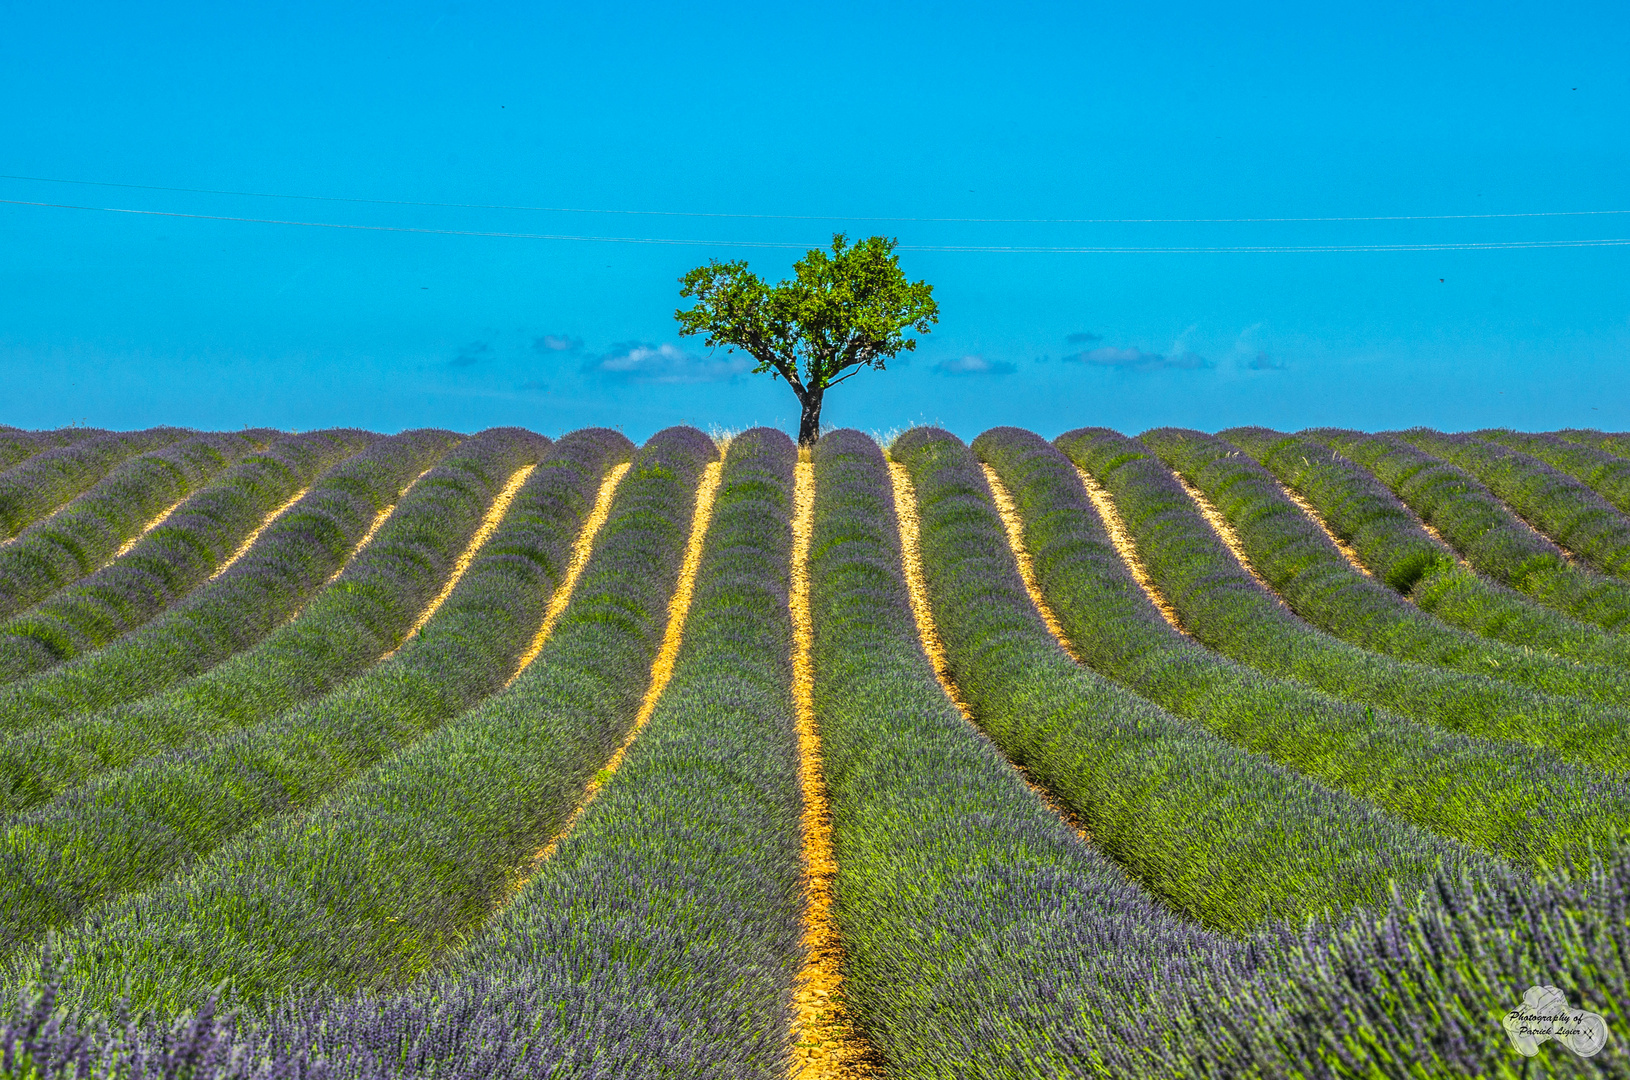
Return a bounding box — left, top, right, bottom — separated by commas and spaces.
1306, 428, 1630, 632
16, 428, 715, 1022
1220, 426, 1630, 669
0, 432, 268, 621
0, 429, 375, 685
896, 425, 1486, 933
0, 427, 110, 475
1397, 428, 1630, 579
1143, 425, 1630, 706
0, 429, 191, 540
975, 425, 1630, 870
1058, 426, 1630, 771
0, 427, 550, 818
0, 429, 459, 740
0, 428, 629, 964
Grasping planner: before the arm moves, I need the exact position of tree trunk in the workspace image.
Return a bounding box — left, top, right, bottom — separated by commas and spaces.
797, 390, 824, 447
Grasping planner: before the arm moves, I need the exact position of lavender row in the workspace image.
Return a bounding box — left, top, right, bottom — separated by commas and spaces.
9, 428, 714, 1021
0, 428, 628, 959
1060, 428, 1630, 773
233, 428, 803, 1078
0, 429, 195, 540
1305, 428, 1630, 631
9, 857, 1627, 1078
0, 428, 109, 476
1483, 429, 1630, 516
1220, 427, 1630, 669
974, 426, 1630, 869
0, 430, 458, 738
2, 433, 1628, 1077
0, 427, 545, 820
1398, 428, 1630, 580
0, 429, 376, 685
805, 428, 1269, 1076
0, 433, 267, 622
893, 426, 1488, 932
1556, 429, 1630, 460
1142, 427, 1630, 704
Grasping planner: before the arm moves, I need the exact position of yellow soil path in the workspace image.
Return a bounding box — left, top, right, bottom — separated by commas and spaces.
1275, 483, 1373, 578
208, 486, 311, 581
379, 464, 537, 661
887, 460, 1091, 845
1263, 464, 1483, 578
980, 464, 1087, 662
1416, 518, 1475, 570
504, 462, 631, 686
506, 460, 722, 892
0, 487, 84, 548
1169, 469, 1292, 611
321, 468, 436, 588
788, 463, 883, 1080
1071, 465, 1190, 637
1478, 496, 1584, 566
111, 496, 188, 560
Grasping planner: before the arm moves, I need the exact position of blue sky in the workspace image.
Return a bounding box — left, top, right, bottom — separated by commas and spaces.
2, 0, 1627, 441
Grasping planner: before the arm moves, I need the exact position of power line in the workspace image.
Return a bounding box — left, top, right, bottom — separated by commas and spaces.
0, 198, 805, 248
911, 238, 1630, 253
4, 198, 1628, 253
3, 172, 1628, 225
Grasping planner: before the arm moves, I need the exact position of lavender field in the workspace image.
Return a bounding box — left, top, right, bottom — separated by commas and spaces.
0, 422, 1626, 1079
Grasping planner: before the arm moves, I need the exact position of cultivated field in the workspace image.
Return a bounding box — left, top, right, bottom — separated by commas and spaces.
0, 421, 1625, 1079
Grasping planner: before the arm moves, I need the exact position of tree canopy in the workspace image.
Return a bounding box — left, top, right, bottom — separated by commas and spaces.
675, 234, 938, 445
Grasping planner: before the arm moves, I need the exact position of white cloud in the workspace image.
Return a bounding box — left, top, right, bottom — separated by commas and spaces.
534, 334, 583, 354
1062, 345, 1210, 370
1231, 324, 1285, 371
591, 342, 751, 384
934, 354, 1016, 376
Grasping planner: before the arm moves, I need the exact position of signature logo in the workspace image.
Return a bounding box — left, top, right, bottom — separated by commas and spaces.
1502, 986, 1609, 1058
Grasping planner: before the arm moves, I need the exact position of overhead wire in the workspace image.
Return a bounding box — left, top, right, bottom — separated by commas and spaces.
3, 186, 1628, 254
3, 172, 1628, 225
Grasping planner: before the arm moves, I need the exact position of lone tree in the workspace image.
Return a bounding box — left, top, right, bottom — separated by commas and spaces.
675, 233, 938, 445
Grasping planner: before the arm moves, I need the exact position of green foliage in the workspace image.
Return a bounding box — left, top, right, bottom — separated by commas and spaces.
674, 234, 938, 441
13, 429, 715, 1020
1058, 427, 1630, 774
974, 427, 1630, 872
1306, 428, 1630, 632
1142, 427, 1630, 704
0, 430, 547, 817
892, 427, 1488, 933
1221, 426, 1630, 670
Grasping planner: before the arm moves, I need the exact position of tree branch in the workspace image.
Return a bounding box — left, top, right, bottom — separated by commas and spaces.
744, 329, 806, 401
